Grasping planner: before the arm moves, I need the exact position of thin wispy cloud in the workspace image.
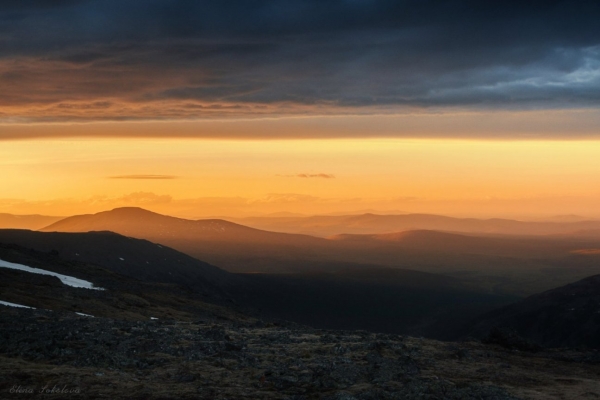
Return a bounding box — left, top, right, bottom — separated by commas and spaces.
279, 174, 335, 179
108, 175, 178, 180
297, 174, 335, 179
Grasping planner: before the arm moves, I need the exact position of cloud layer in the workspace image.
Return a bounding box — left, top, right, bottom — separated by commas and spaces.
1, 1, 599, 124
108, 175, 178, 180
279, 173, 335, 179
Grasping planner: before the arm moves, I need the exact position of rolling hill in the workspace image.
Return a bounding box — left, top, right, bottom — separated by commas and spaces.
329, 229, 585, 258
41, 207, 329, 270
41, 207, 594, 265
0, 241, 248, 322
231, 213, 600, 237
0, 228, 516, 339
41, 207, 323, 246
0, 213, 63, 230
0, 229, 234, 298
39, 207, 600, 297
465, 274, 600, 349
0, 240, 596, 399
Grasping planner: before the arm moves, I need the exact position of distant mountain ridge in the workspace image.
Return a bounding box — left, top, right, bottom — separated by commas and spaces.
42, 207, 324, 245
230, 212, 600, 237
40, 207, 330, 271
328, 229, 584, 257
37, 207, 600, 298
43, 208, 600, 256
0, 213, 63, 230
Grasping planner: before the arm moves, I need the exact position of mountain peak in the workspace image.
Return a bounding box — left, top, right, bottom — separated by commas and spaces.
106, 207, 158, 216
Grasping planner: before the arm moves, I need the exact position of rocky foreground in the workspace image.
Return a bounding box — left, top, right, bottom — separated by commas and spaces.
1, 307, 599, 399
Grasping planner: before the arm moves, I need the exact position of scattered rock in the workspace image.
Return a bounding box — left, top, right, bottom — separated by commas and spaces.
0, 308, 597, 399
483, 327, 543, 352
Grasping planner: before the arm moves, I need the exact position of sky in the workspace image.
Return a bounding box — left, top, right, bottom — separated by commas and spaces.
2, 1, 600, 218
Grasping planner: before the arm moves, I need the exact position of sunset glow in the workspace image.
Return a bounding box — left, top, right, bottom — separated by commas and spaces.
3, 135, 600, 218
3, 3, 600, 395
1, 0, 600, 219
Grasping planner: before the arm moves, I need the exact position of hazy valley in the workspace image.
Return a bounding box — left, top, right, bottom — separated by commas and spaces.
1, 209, 599, 398
2, 207, 600, 342
37, 207, 600, 297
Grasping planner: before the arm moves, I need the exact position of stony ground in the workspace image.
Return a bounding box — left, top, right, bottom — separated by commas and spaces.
1, 307, 599, 399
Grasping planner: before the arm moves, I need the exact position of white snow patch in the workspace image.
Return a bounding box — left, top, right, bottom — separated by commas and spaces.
150, 317, 158, 320
1, 300, 94, 318
75, 312, 94, 317
0, 258, 104, 290
0, 300, 35, 309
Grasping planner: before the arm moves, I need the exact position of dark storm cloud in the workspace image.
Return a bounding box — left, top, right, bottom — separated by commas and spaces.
1, 0, 600, 122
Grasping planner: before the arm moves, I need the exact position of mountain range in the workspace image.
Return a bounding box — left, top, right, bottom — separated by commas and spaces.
1, 208, 600, 400
1, 206, 599, 344
230, 212, 600, 237
37, 207, 600, 297
1, 225, 599, 348
0, 228, 514, 339
0, 213, 63, 230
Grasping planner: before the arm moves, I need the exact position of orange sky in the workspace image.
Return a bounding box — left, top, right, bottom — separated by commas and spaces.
3, 122, 600, 219
3, 2, 600, 221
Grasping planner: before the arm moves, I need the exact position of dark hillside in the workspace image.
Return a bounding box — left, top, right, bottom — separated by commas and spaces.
465, 274, 600, 349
